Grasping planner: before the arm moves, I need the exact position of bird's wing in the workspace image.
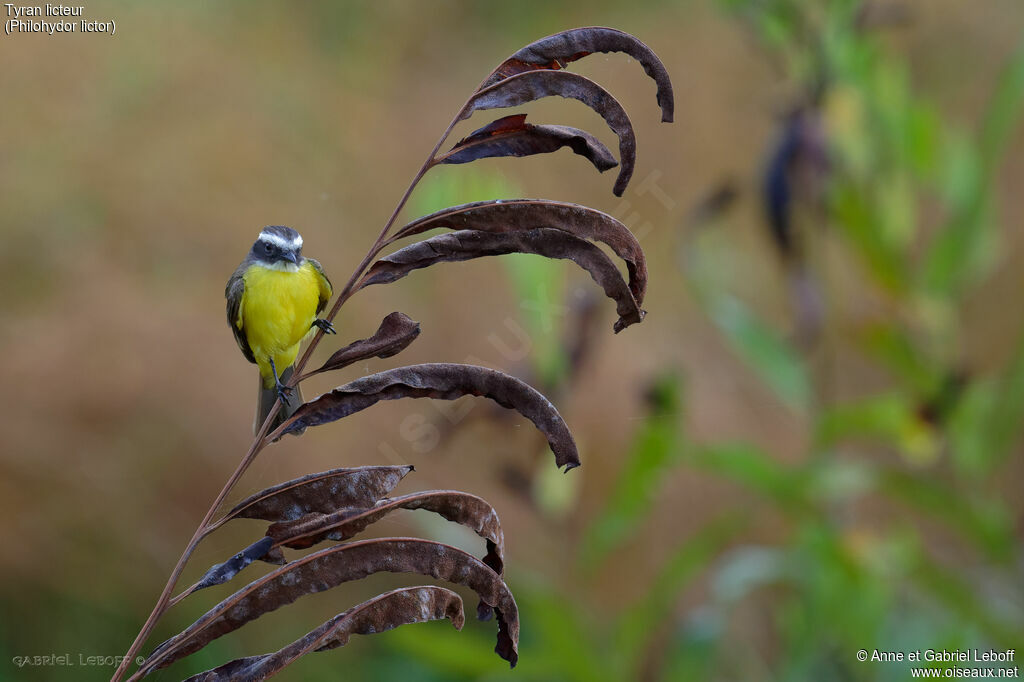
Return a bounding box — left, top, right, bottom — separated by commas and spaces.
307, 257, 333, 314
225, 263, 256, 364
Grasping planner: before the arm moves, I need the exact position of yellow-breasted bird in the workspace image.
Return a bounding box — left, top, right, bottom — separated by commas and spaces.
226, 226, 334, 434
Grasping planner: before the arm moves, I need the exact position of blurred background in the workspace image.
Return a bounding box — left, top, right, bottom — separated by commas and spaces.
2, 1, 1023, 680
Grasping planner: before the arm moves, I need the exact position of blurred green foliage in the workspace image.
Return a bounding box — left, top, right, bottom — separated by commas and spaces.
372, 1, 1024, 680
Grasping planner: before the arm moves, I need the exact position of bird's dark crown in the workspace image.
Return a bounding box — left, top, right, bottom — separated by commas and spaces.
251, 225, 304, 267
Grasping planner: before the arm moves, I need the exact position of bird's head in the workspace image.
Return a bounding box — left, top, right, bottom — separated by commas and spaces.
251, 226, 304, 271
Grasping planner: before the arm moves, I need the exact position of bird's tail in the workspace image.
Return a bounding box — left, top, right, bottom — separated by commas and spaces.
255, 366, 305, 438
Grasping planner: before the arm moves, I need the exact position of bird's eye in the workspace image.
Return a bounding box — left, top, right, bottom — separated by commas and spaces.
263, 242, 274, 254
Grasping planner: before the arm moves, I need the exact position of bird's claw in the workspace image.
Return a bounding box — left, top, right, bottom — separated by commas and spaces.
312, 318, 336, 334
275, 381, 293, 404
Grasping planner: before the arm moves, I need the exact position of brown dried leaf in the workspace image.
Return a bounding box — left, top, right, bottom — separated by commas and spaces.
303, 312, 421, 379
437, 113, 618, 173
480, 26, 674, 123
183, 587, 464, 681
361, 228, 643, 332
462, 70, 636, 196
174, 466, 415, 603
389, 199, 647, 306
269, 490, 504, 572
137, 538, 519, 677
268, 489, 505, 620
190, 490, 504, 612
279, 363, 579, 471
221, 465, 414, 525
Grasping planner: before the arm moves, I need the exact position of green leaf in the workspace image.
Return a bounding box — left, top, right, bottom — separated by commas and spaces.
905, 101, 943, 181
409, 168, 516, 220
912, 559, 1022, 650
815, 394, 938, 465
978, 333, 1024, 462
948, 334, 1024, 476
947, 378, 1001, 477
831, 183, 909, 293
503, 252, 568, 388
978, 38, 1024, 172
687, 442, 810, 509
578, 374, 683, 568
532, 451, 581, 519
616, 514, 747, 673
707, 295, 811, 413
922, 38, 1024, 296
659, 616, 723, 682
878, 469, 1014, 560
383, 620, 502, 678
857, 323, 943, 396
527, 592, 617, 682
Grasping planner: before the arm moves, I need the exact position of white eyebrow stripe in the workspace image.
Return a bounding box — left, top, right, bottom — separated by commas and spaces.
258, 231, 303, 250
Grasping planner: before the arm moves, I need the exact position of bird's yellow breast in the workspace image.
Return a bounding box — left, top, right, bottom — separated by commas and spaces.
241, 261, 321, 384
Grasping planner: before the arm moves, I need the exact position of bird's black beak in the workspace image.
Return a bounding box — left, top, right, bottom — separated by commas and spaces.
282, 251, 299, 265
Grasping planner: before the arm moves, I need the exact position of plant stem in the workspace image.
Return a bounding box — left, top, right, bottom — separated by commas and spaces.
112, 100, 470, 682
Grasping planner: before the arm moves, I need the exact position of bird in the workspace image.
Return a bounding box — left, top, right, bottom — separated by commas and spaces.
226, 226, 334, 435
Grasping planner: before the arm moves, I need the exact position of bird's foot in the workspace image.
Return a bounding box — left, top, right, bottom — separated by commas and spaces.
312, 318, 336, 334
268, 356, 294, 404
274, 379, 293, 404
